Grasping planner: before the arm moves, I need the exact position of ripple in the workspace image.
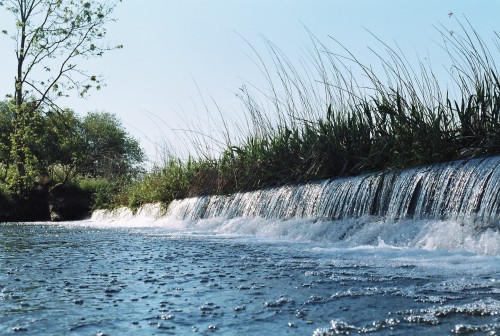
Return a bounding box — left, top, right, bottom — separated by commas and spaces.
1, 223, 499, 335
265, 296, 294, 307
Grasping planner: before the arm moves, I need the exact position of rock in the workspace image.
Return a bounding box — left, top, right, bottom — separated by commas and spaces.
50, 210, 62, 222
49, 203, 62, 222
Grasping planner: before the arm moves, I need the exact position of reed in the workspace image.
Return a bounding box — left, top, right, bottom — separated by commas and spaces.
115, 19, 499, 209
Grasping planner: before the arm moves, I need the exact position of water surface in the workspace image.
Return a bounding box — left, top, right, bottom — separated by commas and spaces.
1, 222, 499, 335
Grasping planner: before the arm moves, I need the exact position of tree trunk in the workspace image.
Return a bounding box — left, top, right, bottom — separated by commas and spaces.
12, 8, 28, 192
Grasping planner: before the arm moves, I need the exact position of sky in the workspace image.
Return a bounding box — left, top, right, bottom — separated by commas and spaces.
0, 1, 499, 163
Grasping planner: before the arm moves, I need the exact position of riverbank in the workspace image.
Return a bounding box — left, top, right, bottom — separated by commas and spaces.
92, 155, 499, 238
0, 182, 93, 222
111, 22, 499, 211
1, 22, 498, 221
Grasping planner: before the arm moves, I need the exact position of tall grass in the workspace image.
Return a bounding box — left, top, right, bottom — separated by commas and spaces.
115, 19, 499, 209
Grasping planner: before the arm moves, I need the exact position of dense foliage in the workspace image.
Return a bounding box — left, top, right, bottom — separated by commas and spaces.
0, 105, 143, 180
0, 0, 128, 219
0, 0, 121, 197
0, 105, 144, 219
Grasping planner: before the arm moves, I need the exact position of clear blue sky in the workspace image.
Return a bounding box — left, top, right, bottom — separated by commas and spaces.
1, 1, 499, 163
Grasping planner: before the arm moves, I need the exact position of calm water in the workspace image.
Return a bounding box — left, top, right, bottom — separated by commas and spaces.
1, 221, 499, 335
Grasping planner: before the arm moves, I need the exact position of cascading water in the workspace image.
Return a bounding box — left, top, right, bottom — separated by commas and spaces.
129, 155, 499, 254
166, 156, 499, 225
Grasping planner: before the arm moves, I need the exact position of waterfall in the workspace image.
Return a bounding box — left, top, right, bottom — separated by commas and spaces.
166, 156, 500, 227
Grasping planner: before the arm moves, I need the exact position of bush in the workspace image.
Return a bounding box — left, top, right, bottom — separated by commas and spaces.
76, 177, 119, 210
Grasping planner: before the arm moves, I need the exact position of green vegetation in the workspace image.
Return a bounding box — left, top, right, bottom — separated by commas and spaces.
0, 0, 122, 195
0, 106, 144, 220
115, 20, 499, 210
0, 0, 129, 220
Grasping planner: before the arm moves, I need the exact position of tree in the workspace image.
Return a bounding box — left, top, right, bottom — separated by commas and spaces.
0, 105, 144, 184
0, 0, 122, 193
80, 112, 144, 180
0, 101, 14, 179
41, 108, 85, 183
0, 102, 82, 184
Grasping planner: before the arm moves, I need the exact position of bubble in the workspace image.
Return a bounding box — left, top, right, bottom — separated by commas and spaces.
265, 296, 294, 307
12, 326, 29, 332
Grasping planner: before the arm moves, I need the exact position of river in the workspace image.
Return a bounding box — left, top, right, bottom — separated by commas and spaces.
1, 218, 499, 335
1, 156, 499, 335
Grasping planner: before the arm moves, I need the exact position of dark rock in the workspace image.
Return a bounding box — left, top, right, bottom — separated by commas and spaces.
49, 203, 62, 222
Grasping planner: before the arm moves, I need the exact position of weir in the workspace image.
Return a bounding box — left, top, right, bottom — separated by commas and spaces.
166, 156, 500, 227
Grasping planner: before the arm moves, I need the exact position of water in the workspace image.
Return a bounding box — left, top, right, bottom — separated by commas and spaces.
166, 156, 500, 226
1, 222, 499, 335
1, 157, 499, 335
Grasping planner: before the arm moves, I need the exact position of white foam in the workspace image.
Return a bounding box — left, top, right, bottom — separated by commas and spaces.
83, 204, 500, 256
81, 157, 500, 255
88, 203, 165, 228
416, 220, 500, 255
165, 156, 500, 225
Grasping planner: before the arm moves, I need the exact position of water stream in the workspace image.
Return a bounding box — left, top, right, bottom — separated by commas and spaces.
166, 156, 499, 227
1, 156, 499, 335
